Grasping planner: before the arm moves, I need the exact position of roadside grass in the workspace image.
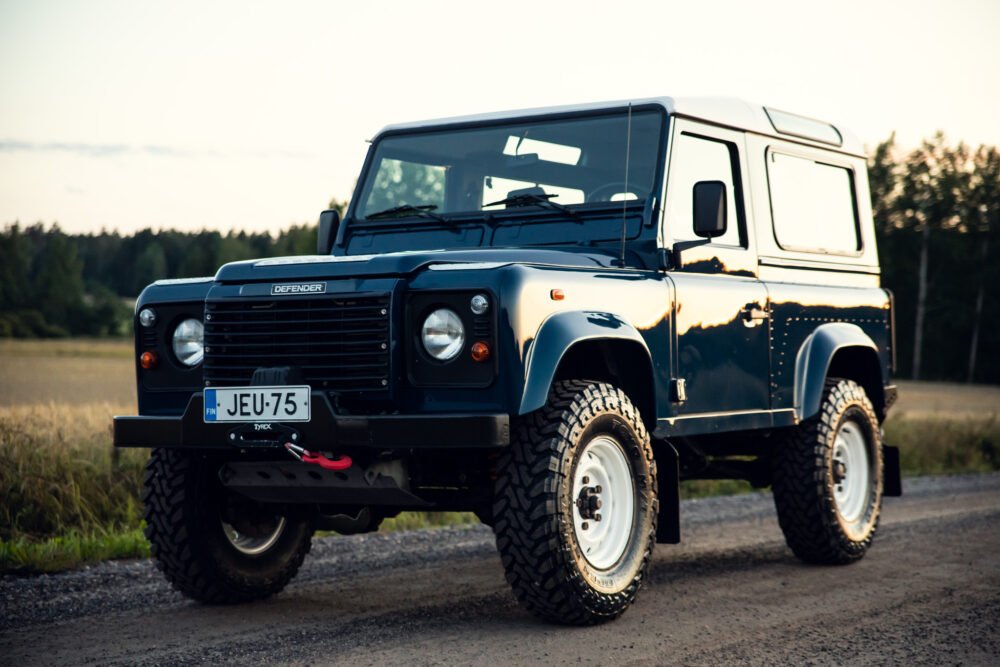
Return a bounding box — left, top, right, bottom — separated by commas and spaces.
0, 528, 149, 575
2, 340, 998, 575
0, 403, 147, 574
887, 416, 1000, 474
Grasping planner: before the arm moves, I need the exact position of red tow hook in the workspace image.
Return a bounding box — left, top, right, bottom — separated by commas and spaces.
284, 443, 353, 471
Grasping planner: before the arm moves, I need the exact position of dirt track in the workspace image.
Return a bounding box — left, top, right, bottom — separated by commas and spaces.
2, 474, 998, 666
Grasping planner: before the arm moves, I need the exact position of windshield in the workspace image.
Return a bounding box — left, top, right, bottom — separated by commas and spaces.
356, 109, 665, 220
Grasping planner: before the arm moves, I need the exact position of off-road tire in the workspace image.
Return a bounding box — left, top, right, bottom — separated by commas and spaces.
771, 378, 883, 564
492, 380, 657, 625
143, 448, 315, 604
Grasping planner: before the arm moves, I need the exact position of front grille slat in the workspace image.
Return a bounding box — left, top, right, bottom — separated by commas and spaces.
207, 315, 385, 326
205, 327, 386, 337
203, 294, 391, 393
201, 336, 387, 350
206, 303, 385, 317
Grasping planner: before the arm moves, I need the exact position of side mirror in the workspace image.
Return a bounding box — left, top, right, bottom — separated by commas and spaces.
317, 209, 340, 255
692, 181, 727, 238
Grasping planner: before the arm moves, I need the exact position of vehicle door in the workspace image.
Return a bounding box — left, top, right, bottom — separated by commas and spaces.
662, 119, 770, 416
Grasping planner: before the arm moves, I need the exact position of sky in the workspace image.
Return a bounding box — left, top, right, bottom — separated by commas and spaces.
1, 0, 998, 235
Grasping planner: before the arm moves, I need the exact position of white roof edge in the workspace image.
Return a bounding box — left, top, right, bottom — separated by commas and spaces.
374, 96, 866, 158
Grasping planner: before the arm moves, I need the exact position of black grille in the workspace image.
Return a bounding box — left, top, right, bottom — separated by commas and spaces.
203, 294, 390, 392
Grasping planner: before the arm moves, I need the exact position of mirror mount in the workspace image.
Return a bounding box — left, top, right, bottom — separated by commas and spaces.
317, 209, 341, 255
665, 239, 711, 270
664, 181, 728, 270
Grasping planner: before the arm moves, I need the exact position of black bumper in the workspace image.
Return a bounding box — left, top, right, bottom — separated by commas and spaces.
114, 392, 510, 450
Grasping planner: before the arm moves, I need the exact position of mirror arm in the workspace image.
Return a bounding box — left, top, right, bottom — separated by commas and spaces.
665, 239, 711, 270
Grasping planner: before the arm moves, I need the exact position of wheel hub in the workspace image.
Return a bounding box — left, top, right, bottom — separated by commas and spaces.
576, 480, 603, 521
832, 459, 847, 484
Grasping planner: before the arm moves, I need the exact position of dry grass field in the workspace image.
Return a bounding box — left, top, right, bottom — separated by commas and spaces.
894, 380, 1000, 420
1, 338, 997, 573
0, 338, 136, 407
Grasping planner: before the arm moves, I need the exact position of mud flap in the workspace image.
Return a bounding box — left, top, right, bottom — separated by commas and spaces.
655, 442, 681, 543
883, 444, 902, 497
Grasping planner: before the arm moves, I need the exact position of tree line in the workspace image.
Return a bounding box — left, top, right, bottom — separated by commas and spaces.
1, 140, 998, 383
869, 135, 999, 383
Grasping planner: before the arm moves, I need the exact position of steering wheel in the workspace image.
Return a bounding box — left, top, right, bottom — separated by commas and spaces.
586, 182, 650, 203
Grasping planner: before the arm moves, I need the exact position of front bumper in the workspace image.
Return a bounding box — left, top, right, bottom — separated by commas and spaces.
114, 392, 510, 450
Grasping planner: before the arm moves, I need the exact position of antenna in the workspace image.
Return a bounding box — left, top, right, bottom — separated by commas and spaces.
618, 103, 633, 268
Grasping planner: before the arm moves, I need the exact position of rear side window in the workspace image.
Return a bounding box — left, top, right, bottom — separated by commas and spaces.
767, 151, 860, 254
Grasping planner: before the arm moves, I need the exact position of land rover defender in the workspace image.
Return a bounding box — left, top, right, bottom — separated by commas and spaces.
115, 97, 902, 624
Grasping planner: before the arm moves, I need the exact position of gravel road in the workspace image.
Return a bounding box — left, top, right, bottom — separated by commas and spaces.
2, 473, 998, 666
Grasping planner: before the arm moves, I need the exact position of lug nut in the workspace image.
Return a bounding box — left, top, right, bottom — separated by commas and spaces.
582, 522, 589, 530
595, 513, 602, 522
582, 476, 589, 484
595, 485, 602, 494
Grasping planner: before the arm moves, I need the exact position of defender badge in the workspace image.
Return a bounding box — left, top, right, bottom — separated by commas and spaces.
271, 282, 326, 295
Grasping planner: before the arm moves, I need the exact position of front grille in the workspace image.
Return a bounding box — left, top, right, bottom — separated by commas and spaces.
203, 294, 390, 392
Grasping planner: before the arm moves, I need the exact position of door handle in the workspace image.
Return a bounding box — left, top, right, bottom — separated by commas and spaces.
741, 304, 769, 326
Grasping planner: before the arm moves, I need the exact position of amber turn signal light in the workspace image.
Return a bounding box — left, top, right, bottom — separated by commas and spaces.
140, 351, 158, 370
550, 289, 565, 301
470, 341, 491, 362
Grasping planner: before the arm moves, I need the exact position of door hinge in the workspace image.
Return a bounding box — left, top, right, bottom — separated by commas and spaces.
671, 378, 687, 403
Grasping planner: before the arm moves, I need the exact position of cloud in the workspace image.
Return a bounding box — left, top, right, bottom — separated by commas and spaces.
0, 140, 314, 160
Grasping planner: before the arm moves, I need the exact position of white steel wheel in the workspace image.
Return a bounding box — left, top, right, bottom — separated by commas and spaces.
221, 515, 287, 556
572, 435, 636, 570
831, 419, 871, 527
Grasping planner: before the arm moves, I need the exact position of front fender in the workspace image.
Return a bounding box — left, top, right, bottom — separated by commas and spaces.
519, 310, 651, 415
794, 322, 880, 421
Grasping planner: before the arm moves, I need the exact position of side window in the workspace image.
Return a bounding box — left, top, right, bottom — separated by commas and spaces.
767, 151, 860, 254
666, 132, 744, 248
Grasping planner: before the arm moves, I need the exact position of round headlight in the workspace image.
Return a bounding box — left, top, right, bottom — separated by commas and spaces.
172, 318, 204, 367
421, 308, 465, 361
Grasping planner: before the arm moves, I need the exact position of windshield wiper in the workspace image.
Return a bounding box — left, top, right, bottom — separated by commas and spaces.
365, 204, 449, 223
484, 193, 579, 219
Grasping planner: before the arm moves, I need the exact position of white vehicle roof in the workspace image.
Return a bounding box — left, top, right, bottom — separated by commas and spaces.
377, 97, 866, 158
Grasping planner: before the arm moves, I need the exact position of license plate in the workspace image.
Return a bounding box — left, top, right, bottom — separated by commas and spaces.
203, 385, 311, 423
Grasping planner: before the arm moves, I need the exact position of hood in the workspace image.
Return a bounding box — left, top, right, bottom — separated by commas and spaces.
213, 248, 623, 283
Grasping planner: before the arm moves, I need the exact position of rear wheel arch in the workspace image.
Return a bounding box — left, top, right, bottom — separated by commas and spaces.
827, 346, 885, 420
794, 323, 886, 422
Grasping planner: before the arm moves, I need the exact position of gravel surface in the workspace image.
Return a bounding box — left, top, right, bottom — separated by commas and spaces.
2, 473, 998, 666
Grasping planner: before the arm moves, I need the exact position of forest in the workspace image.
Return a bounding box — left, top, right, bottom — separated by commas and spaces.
1, 135, 998, 384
